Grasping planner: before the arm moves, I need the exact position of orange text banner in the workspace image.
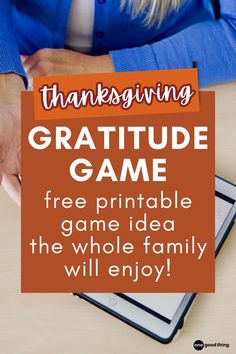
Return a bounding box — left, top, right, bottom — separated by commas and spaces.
33, 69, 199, 120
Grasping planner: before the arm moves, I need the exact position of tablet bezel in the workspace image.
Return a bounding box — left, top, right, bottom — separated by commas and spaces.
78, 176, 236, 343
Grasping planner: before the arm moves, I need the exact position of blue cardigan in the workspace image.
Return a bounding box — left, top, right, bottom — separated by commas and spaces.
0, 0, 236, 87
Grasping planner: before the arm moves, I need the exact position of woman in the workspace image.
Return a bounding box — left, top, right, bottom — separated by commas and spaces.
0, 0, 236, 203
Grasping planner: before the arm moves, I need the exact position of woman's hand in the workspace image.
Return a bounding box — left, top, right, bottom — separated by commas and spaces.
0, 74, 23, 206
23, 48, 114, 84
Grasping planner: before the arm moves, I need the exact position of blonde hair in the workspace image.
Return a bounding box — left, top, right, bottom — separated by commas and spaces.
121, 0, 183, 27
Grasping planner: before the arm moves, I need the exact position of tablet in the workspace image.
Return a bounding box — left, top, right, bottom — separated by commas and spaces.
76, 176, 236, 343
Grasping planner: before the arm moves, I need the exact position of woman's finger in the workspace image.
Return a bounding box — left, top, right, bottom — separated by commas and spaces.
23, 48, 53, 73
1, 173, 21, 207
23, 53, 40, 73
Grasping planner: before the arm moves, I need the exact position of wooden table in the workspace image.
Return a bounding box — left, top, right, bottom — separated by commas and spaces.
0, 82, 235, 354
